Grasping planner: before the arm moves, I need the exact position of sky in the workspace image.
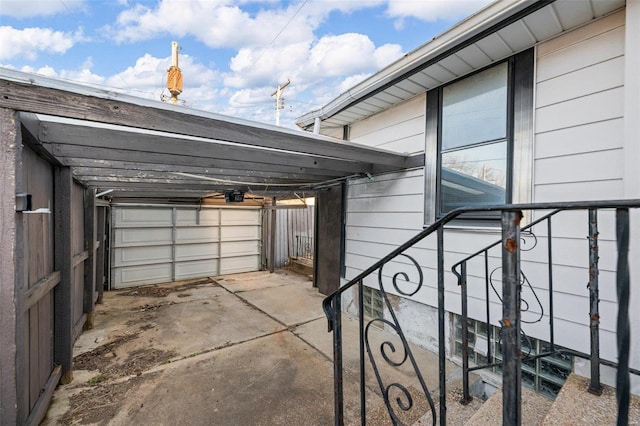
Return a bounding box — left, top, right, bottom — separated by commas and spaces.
0, 0, 493, 129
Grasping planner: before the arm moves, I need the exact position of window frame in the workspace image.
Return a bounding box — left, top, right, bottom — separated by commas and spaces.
424, 48, 534, 226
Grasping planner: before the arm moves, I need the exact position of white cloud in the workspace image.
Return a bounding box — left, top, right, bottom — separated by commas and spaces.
107, 0, 316, 49
386, 0, 494, 28
0, 0, 86, 18
0, 26, 85, 61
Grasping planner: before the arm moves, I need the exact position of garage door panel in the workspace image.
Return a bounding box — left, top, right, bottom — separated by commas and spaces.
221, 209, 261, 225
221, 225, 260, 241
114, 245, 172, 267
221, 240, 260, 257
175, 226, 219, 244
175, 243, 219, 262
114, 263, 173, 288
175, 260, 218, 280
114, 227, 172, 247
176, 209, 220, 226
220, 255, 260, 275
112, 206, 261, 289
115, 208, 173, 227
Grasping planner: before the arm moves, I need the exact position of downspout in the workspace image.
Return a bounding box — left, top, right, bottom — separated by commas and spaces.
313, 116, 321, 134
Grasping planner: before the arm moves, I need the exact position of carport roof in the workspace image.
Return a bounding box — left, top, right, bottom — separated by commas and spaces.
1, 68, 420, 199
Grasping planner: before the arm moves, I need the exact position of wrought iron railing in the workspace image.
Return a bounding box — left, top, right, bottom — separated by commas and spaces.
295, 235, 314, 259
322, 200, 640, 426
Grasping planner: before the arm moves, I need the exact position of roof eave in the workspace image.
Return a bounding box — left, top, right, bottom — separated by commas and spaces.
295, 0, 535, 128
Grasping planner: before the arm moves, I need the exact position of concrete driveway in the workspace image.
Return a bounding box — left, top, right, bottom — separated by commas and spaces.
43, 270, 476, 425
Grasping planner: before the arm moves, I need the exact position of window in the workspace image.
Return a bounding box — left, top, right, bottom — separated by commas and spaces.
425, 49, 534, 223
362, 286, 384, 319
453, 314, 572, 399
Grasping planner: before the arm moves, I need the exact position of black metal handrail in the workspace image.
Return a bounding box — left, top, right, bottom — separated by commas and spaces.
323, 199, 640, 426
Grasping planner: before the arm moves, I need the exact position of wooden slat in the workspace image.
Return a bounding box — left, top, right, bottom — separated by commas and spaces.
72, 251, 89, 268
73, 314, 86, 341
24, 365, 61, 426
23, 271, 60, 312
83, 188, 96, 327
53, 166, 73, 384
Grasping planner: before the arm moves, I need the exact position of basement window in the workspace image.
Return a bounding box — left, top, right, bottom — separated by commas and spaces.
362, 287, 384, 319
453, 314, 572, 398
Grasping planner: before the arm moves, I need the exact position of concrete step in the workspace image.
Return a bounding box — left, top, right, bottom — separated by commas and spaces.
464, 386, 552, 426
541, 373, 640, 425
288, 256, 313, 277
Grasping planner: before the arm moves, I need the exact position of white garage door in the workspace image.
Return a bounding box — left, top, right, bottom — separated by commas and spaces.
111, 205, 262, 289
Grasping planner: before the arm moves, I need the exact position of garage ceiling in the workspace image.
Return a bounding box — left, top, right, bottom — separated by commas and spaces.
1, 69, 419, 199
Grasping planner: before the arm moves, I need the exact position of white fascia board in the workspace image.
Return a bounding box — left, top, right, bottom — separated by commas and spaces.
296, 0, 532, 128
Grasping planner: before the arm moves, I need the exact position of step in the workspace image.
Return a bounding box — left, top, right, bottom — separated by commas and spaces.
465, 386, 552, 426
541, 373, 640, 425
289, 256, 313, 276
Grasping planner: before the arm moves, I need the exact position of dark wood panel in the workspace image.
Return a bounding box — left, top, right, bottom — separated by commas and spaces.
314, 185, 344, 296
20, 145, 56, 418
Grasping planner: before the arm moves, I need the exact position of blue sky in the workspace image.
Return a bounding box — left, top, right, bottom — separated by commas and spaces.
1, 0, 492, 128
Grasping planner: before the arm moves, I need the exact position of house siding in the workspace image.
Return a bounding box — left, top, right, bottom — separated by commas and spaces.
341, 8, 637, 391
349, 94, 426, 154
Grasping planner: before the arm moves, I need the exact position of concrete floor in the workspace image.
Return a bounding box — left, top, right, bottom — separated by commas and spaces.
43, 270, 478, 425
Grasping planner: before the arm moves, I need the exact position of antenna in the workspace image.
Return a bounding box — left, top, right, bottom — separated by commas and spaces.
167, 41, 183, 105
271, 79, 290, 126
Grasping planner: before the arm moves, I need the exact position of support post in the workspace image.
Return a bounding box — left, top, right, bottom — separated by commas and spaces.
0, 108, 20, 425
269, 197, 276, 273
615, 208, 630, 426
332, 295, 344, 425
83, 188, 96, 330
54, 166, 74, 384
587, 208, 602, 395
437, 226, 446, 426
501, 210, 522, 426
460, 261, 472, 404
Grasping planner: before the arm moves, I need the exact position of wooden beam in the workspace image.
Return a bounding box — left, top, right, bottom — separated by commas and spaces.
45, 143, 357, 177
68, 163, 336, 182
37, 118, 371, 174
83, 188, 96, 329
4, 79, 408, 167
24, 365, 61, 426
71, 169, 315, 185
53, 166, 74, 384
24, 271, 60, 312
0, 108, 20, 425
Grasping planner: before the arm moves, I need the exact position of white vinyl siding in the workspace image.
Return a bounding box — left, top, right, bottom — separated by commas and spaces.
534, 10, 625, 202
342, 11, 630, 372
111, 205, 261, 289
349, 94, 426, 154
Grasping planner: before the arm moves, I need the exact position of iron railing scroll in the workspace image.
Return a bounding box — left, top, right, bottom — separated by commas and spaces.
323, 200, 640, 426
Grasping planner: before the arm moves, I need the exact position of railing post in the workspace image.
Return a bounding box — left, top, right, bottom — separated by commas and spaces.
587, 208, 602, 395
615, 208, 630, 426
332, 295, 344, 426
501, 210, 522, 426
358, 280, 366, 425
437, 226, 447, 426
460, 261, 473, 404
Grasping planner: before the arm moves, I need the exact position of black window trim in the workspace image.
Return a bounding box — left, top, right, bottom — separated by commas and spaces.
425, 48, 534, 225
